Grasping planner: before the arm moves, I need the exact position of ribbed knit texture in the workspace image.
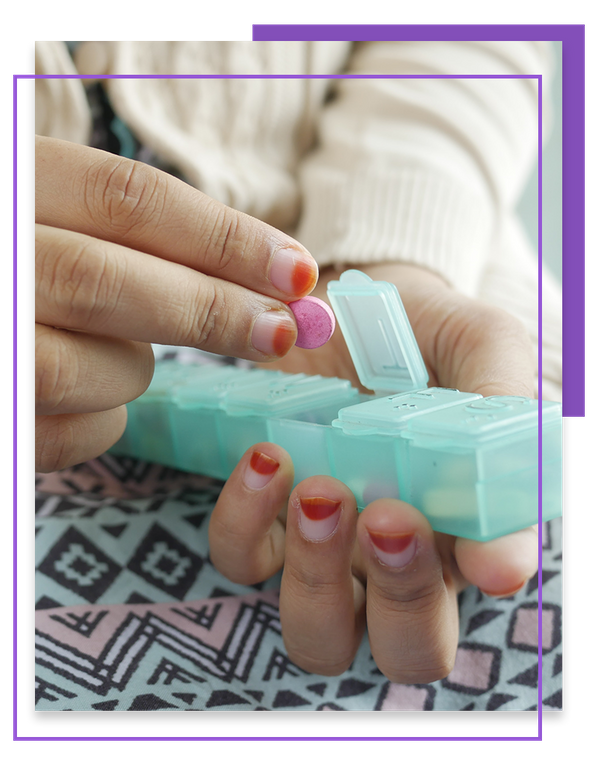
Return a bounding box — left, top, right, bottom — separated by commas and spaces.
34, 41, 561, 398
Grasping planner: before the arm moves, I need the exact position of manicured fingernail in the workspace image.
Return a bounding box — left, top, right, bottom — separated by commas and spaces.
299, 496, 342, 541
366, 529, 417, 568
269, 248, 318, 297
251, 311, 296, 357
244, 450, 280, 490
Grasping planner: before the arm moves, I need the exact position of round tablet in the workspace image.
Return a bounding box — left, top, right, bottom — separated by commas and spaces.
289, 297, 336, 349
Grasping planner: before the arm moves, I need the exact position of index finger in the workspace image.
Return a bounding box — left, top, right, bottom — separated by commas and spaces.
35, 223, 299, 361
35, 136, 318, 301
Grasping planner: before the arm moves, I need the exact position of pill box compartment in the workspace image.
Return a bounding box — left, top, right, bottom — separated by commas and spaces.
115, 361, 221, 466
216, 372, 360, 476
402, 396, 562, 540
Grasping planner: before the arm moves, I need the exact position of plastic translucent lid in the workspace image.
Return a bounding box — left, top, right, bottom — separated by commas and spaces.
405, 396, 562, 441
222, 372, 357, 416
333, 387, 480, 435
145, 362, 221, 397
174, 367, 273, 407
327, 270, 429, 394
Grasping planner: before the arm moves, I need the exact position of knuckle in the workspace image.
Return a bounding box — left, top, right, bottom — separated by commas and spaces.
181, 282, 230, 350
35, 415, 76, 472
35, 331, 77, 413
35, 225, 125, 328
82, 157, 166, 238
372, 587, 457, 684
375, 579, 444, 620
36, 409, 126, 473
60, 242, 123, 328
204, 205, 245, 272
284, 562, 343, 601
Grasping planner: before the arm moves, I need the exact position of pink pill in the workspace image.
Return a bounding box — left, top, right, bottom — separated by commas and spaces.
289, 297, 336, 349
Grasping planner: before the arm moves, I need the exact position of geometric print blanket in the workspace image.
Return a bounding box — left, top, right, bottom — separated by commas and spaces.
35, 436, 563, 713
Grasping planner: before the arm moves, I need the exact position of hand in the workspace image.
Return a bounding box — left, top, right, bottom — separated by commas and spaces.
210, 263, 539, 681
35, 136, 318, 472
209, 443, 537, 682
262, 262, 536, 399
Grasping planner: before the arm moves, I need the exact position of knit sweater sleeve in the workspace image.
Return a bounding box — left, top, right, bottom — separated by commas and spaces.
294, 41, 554, 297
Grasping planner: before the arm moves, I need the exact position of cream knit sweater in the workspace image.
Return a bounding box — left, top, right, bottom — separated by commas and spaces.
35, 41, 562, 400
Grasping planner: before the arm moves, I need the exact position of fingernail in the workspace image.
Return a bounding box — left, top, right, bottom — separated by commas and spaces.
244, 450, 280, 490
299, 496, 342, 542
366, 529, 417, 568
269, 248, 318, 297
251, 311, 296, 357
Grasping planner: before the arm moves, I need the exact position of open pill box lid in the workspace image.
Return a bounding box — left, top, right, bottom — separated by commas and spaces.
327, 270, 429, 395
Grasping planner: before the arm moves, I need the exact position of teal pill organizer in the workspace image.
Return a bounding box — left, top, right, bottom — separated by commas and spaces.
110, 270, 562, 541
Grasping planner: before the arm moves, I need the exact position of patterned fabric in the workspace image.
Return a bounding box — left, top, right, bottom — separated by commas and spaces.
34, 354, 563, 713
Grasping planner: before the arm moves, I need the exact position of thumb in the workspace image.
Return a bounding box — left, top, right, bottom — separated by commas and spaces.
439, 300, 536, 399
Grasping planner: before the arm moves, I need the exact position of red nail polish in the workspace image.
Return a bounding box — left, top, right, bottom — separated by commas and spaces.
366, 529, 417, 568
298, 497, 342, 541
244, 450, 280, 490
269, 249, 318, 297
300, 497, 342, 520
291, 256, 318, 296
250, 450, 280, 476
271, 320, 296, 357
251, 312, 296, 358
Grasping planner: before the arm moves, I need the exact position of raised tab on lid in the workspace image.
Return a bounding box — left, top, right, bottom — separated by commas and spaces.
333, 387, 479, 436
326, 270, 428, 394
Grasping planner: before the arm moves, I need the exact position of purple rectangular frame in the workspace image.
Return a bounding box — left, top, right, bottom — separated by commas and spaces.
11, 22, 587, 743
